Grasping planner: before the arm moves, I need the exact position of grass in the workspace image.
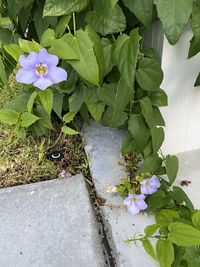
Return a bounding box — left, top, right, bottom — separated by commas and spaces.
0, 74, 90, 188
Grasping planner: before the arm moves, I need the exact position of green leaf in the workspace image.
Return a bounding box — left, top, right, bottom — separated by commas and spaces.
140, 154, 162, 173
52, 90, 63, 119
192, 211, 200, 230
19, 39, 42, 53
87, 102, 105, 123
86, 0, 126, 35
140, 97, 154, 128
121, 131, 137, 156
146, 190, 171, 213
63, 111, 76, 123
194, 73, 200, 87
49, 38, 79, 60
63, 30, 99, 86
136, 58, 163, 91
20, 112, 40, 127
142, 239, 157, 260
144, 224, 160, 237
110, 78, 132, 127
3, 44, 23, 61
101, 38, 114, 76
61, 125, 79, 135
168, 222, 200, 246
123, 0, 153, 28
102, 107, 127, 127
55, 15, 71, 38
169, 186, 194, 211
39, 90, 53, 115
151, 127, 164, 152
27, 91, 38, 113
0, 109, 20, 125
149, 89, 168, 107
112, 29, 141, 87
188, 1, 200, 58
128, 114, 150, 151
40, 29, 55, 47
156, 239, 174, 267
182, 247, 200, 267
165, 155, 179, 185
43, 0, 89, 17
4, 91, 32, 113
153, 107, 165, 126
85, 25, 105, 83
69, 87, 83, 112
0, 57, 7, 84
156, 0, 193, 45
97, 83, 116, 108
155, 209, 180, 226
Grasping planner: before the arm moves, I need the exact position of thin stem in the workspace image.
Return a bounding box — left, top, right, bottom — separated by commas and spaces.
72, 12, 76, 33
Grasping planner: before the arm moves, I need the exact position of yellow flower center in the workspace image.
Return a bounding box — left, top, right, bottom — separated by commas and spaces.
35, 63, 48, 76
131, 198, 136, 203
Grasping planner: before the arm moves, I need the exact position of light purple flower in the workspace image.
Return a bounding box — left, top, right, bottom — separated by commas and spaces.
16, 48, 67, 90
123, 194, 147, 216
140, 175, 161, 195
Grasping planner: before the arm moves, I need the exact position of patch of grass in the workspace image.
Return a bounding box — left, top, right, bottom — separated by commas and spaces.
0, 75, 89, 188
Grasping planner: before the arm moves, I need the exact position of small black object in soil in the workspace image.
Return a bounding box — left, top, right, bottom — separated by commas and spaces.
47, 151, 64, 161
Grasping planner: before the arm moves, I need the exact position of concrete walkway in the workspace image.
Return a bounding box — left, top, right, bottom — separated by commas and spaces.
0, 174, 105, 267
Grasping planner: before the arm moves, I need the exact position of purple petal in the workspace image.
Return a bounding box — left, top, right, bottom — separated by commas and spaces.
16, 68, 38, 84
19, 52, 38, 69
134, 194, 146, 200
38, 48, 59, 67
135, 199, 148, 210
33, 77, 53, 90
123, 197, 131, 206
48, 67, 67, 83
141, 184, 157, 195
127, 203, 140, 216
149, 176, 160, 189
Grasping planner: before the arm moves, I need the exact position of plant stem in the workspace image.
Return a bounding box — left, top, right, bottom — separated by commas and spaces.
72, 12, 76, 33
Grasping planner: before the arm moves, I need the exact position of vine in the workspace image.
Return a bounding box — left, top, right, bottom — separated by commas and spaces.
0, 0, 200, 266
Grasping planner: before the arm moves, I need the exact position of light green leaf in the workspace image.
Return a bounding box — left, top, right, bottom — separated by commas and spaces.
112, 29, 141, 87
101, 38, 114, 76
52, 90, 63, 119
27, 91, 38, 113
102, 107, 127, 127
40, 29, 55, 47
39, 90, 53, 115
155, 209, 180, 226
97, 83, 116, 108
188, 1, 200, 58
87, 102, 105, 123
49, 39, 79, 60
151, 127, 164, 152
169, 186, 194, 210
20, 112, 40, 127
69, 87, 83, 112
156, 239, 174, 267
43, 0, 89, 17
4, 91, 31, 113
63, 111, 76, 123
192, 211, 200, 230
140, 97, 154, 128
123, 0, 153, 28
142, 239, 157, 260
86, 0, 126, 35
3, 44, 23, 61
61, 125, 79, 135
0, 109, 20, 125
144, 224, 160, 237
128, 114, 150, 151
0, 57, 7, 84
165, 155, 179, 185
140, 154, 162, 173
136, 58, 163, 91
63, 30, 99, 86
156, 0, 193, 45
55, 15, 71, 38
168, 222, 200, 246
19, 39, 42, 53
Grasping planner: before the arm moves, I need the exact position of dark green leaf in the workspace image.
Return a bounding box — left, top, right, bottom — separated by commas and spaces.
97, 83, 116, 108
192, 211, 200, 230
140, 154, 162, 173
155, 209, 180, 226
168, 222, 200, 246
169, 186, 194, 210
121, 131, 137, 156
156, 0, 193, 45
55, 15, 71, 38
194, 73, 200, 87
140, 97, 154, 128
149, 89, 168, 107
136, 58, 163, 91
165, 155, 179, 185
43, 0, 89, 17
123, 0, 153, 28
151, 127, 164, 152
4, 91, 32, 113
86, 0, 126, 35
69, 87, 83, 112
52, 90, 63, 119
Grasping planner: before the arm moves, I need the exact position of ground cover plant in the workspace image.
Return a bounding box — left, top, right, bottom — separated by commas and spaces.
0, 0, 200, 266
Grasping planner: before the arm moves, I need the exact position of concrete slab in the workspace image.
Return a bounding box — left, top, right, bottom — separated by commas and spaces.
0, 174, 105, 267
82, 123, 157, 267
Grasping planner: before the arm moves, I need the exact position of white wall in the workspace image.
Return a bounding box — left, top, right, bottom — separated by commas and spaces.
161, 27, 200, 154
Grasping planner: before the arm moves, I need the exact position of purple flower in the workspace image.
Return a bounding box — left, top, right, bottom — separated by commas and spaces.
123, 194, 147, 216
16, 48, 67, 90
140, 175, 161, 195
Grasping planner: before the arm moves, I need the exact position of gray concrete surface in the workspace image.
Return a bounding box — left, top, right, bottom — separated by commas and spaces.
0, 174, 105, 267
82, 123, 157, 267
